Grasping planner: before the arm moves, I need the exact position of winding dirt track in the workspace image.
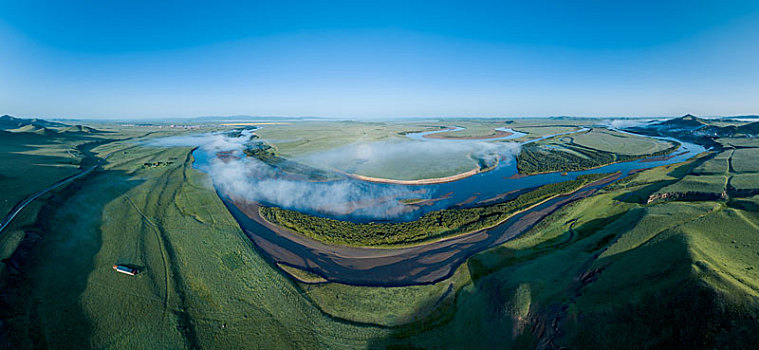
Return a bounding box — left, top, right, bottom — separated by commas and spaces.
220, 173, 620, 286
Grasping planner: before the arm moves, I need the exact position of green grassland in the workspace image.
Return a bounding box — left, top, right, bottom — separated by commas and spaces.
0, 131, 89, 216
571, 128, 675, 155
517, 128, 679, 174
655, 145, 759, 199
254, 119, 586, 157
0, 133, 392, 349
656, 174, 727, 195
254, 120, 423, 157
692, 150, 731, 175
511, 125, 581, 138
300, 264, 472, 327
732, 148, 759, 173
0, 123, 168, 281
731, 174, 759, 191
441, 155, 759, 348
305, 147, 758, 348
718, 137, 759, 148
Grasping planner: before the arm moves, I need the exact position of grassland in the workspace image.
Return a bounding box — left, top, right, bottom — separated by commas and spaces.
510, 125, 582, 140
692, 150, 731, 175
517, 128, 679, 174
571, 128, 675, 155
732, 148, 759, 173
289, 142, 758, 348
253, 120, 422, 157
0, 122, 164, 282
655, 174, 727, 196
0, 132, 88, 216
718, 137, 759, 148
654, 143, 759, 200
253, 119, 585, 156
731, 174, 759, 191
0, 132, 392, 349
260, 173, 611, 247
300, 263, 472, 327
411, 153, 759, 349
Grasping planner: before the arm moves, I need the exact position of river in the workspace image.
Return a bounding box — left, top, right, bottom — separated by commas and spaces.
191, 126, 705, 286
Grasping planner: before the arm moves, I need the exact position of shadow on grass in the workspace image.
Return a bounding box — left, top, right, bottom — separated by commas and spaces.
465, 212, 629, 284
0, 167, 143, 349
569, 234, 759, 350
365, 158, 752, 348
364, 208, 640, 348
614, 154, 713, 204
728, 199, 759, 213
0, 143, 85, 216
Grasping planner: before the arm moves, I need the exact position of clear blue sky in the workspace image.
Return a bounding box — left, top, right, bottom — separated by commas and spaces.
1, 1, 758, 119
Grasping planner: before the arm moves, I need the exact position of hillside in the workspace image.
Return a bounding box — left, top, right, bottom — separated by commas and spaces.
0, 115, 67, 130
654, 114, 707, 130
715, 121, 759, 136
59, 124, 103, 134
631, 114, 759, 144
0, 115, 106, 136
8, 124, 59, 137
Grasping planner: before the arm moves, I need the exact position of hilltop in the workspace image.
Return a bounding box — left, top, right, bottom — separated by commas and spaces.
0, 115, 104, 136
653, 114, 708, 130
59, 124, 103, 134
0, 115, 67, 130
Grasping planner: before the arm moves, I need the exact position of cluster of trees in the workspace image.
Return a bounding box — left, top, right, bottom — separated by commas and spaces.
242, 141, 335, 180
517, 143, 679, 175
243, 142, 277, 162
260, 173, 611, 247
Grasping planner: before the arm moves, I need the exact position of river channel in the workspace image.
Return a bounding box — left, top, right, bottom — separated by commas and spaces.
191, 126, 705, 286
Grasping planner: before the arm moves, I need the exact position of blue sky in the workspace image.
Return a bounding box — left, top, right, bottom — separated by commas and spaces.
1, 0, 758, 119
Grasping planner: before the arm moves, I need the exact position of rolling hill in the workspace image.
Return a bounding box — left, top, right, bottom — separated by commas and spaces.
0, 115, 67, 130
1, 115, 104, 136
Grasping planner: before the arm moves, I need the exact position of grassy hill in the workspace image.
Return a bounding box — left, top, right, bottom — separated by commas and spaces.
516, 128, 679, 174
0, 115, 67, 130
8, 124, 59, 137
655, 114, 708, 129
1, 115, 105, 136
59, 124, 104, 134
641, 114, 759, 139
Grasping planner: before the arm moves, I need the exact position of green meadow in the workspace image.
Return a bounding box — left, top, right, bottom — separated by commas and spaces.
516, 128, 678, 174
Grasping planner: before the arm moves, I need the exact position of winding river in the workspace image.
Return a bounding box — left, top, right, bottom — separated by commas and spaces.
192, 126, 705, 286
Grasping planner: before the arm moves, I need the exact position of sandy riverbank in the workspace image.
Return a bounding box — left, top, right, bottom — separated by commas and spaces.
347, 168, 481, 185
